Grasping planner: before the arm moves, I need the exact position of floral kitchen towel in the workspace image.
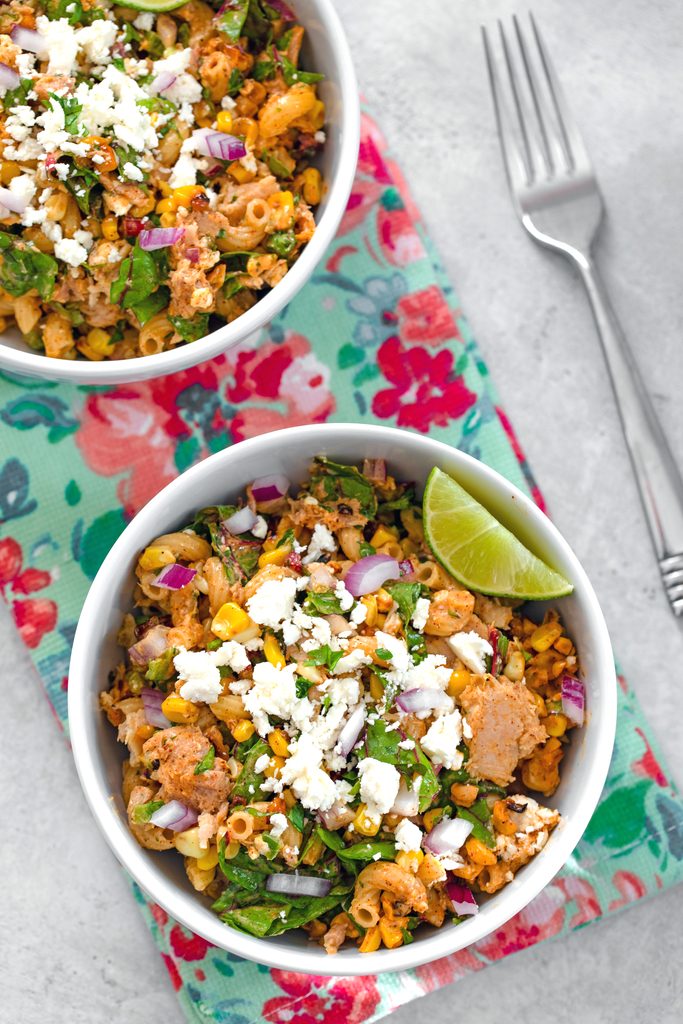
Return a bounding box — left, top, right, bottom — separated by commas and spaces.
1, 108, 683, 1023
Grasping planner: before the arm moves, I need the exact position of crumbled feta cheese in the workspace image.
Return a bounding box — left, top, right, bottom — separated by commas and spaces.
349, 601, 367, 626
269, 812, 288, 839
421, 710, 464, 769
133, 12, 155, 30
372, 852, 382, 861
374, 630, 412, 675
394, 818, 423, 852
254, 753, 271, 774
411, 597, 430, 631
247, 576, 298, 629
280, 733, 338, 811
152, 47, 202, 107
243, 661, 308, 736
15, 52, 36, 79
358, 758, 400, 820
122, 161, 144, 182
397, 738, 415, 750
54, 237, 89, 267
76, 20, 118, 67
175, 641, 250, 704
314, 130, 326, 144
447, 631, 493, 674
400, 653, 452, 695
332, 647, 372, 675
334, 580, 354, 612
251, 515, 268, 539
35, 17, 78, 76
302, 523, 336, 564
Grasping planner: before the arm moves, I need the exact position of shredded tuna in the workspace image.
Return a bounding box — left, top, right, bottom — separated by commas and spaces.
143, 726, 232, 813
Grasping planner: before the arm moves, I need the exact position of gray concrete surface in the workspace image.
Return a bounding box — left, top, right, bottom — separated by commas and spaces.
3, 0, 683, 1021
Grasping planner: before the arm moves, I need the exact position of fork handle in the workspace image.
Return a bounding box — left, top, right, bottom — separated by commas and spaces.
576, 256, 683, 615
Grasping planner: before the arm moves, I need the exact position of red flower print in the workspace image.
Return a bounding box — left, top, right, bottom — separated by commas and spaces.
377, 204, 426, 267
475, 886, 566, 961
161, 953, 183, 992
608, 870, 647, 912
632, 727, 667, 787
338, 179, 385, 236
396, 285, 460, 346
224, 332, 335, 440
0, 537, 57, 648
373, 336, 476, 432
263, 970, 380, 1024
169, 924, 213, 962
415, 946, 483, 990
555, 876, 601, 928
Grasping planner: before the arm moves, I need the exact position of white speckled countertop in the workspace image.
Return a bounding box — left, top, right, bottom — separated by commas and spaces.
3, 0, 683, 1020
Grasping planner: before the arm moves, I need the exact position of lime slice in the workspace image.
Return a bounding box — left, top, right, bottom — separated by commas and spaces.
422, 467, 573, 600
115, 0, 187, 12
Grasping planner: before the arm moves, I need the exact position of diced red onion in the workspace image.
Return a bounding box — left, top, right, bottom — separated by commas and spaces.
139, 227, 184, 251
424, 816, 473, 856
223, 506, 258, 535
390, 779, 420, 817
337, 705, 366, 757
10, 25, 47, 55
399, 559, 414, 578
0, 186, 28, 214
266, 873, 332, 897
141, 687, 171, 729
0, 62, 20, 90
155, 563, 197, 590
396, 688, 451, 714
150, 800, 198, 832
128, 624, 170, 665
251, 474, 290, 503
344, 554, 400, 598
186, 246, 200, 264
192, 128, 246, 162
561, 674, 585, 727
446, 880, 479, 917
267, 0, 296, 19
150, 71, 177, 95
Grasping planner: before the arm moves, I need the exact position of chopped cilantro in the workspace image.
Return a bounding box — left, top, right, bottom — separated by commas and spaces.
266, 230, 297, 258
194, 746, 216, 774
305, 644, 343, 672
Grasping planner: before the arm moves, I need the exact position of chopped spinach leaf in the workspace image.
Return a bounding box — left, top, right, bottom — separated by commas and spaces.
0, 233, 57, 300
384, 581, 423, 624
266, 230, 296, 257
304, 644, 343, 672
130, 286, 170, 326
295, 676, 313, 698
456, 807, 496, 848
169, 312, 210, 342
312, 457, 378, 518
194, 746, 216, 775
286, 803, 306, 834
278, 53, 324, 87
49, 93, 82, 135
110, 241, 160, 309
303, 590, 344, 616
233, 739, 271, 800
216, 0, 249, 41
132, 799, 164, 824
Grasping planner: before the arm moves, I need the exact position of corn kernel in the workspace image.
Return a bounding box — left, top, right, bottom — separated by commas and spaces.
544, 713, 568, 737
301, 166, 322, 205
101, 216, 118, 241
231, 719, 255, 742
376, 587, 394, 612
530, 622, 563, 653
358, 925, 381, 953
172, 184, 204, 208
302, 835, 325, 866
86, 327, 112, 355
258, 546, 291, 568
212, 601, 252, 640
156, 197, 175, 214
139, 545, 176, 571
465, 836, 497, 866
447, 668, 471, 699
268, 727, 290, 758
353, 803, 380, 837
157, 180, 173, 196
282, 789, 297, 809
135, 723, 155, 742
264, 755, 285, 778
161, 695, 199, 724
395, 850, 424, 873
228, 160, 255, 183
369, 673, 385, 701
379, 917, 404, 949
196, 845, 219, 870
361, 595, 378, 627
309, 98, 325, 130
216, 110, 234, 132
532, 692, 547, 716
159, 211, 176, 228
264, 634, 286, 670
553, 636, 573, 656
0, 160, 22, 185
222, 838, 240, 859
422, 808, 445, 832
175, 827, 204, 859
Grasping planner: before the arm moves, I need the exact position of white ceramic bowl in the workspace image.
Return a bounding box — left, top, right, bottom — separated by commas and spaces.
0, 0, 359, 386
69, 424, 616, 976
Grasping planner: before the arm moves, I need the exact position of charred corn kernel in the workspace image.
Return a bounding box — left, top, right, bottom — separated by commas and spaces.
268, 727, 290, 758
395, 850, 424, 873
447, 668, 471, 699
417, 852, 447, 886
379, 917, 404, 949
139, 545, 176, 571
264, 755, 286, 778
222, 838, 240, 859
161, 695, 199, 724
306, 919, 327, 939
233, 116, 258, 148
544, 713, 568, 737
309, 98, 325, 129
302, 834, 325, 866
262, 536, 278, 551
492, 800, 517, 836
530, 622, 563, 652
361, 595, 378, 627
451, 860, 484, 883
553, 636, 573, 656
263, 634, 286, 670
550, 659, 567, 679
228, 160, 255, 183
175, 827, 204, 859
532, 692, 547, 716
504, 650, 525, 682
231, 719, 255, 742
135, 723, 155, 742
301, 166, 322, 205
212, 601, 251, 640
258, 546, 290, 568
75, 342, 104, 361
172, 184, 204, 208
282, 788, 297, 809
450, 783, 479, 807
156, 197, 175, 214
359, 925, 381, 953
0, 161, 21, 184
85, 328, 112, 355
158, 180, 173, 196
159, 211, 176, 228
465, 836, 497, 866
216, 110, 234, 132
370, 526, 396, 548
376, 587, 394, 612
369, 673, 385, 701
422, 808, 445, 833
101, 216, 118, 241
268, 189, 295, 214
353, 803, 380, 837
196, 846, 219, 870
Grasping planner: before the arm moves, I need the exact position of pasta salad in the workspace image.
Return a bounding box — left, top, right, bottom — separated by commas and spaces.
101, 457, 586, 954
0, 0, 325, 360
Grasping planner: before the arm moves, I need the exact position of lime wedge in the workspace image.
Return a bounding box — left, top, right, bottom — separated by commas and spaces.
422, 467, 573, 600
115, 0, 187, 12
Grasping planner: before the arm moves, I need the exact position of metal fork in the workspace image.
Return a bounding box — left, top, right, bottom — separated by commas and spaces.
482, 14, 683, 617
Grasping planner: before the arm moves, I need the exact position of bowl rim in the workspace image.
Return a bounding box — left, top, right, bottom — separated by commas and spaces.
68, 423, 617, 976
0, 0, 360, 386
